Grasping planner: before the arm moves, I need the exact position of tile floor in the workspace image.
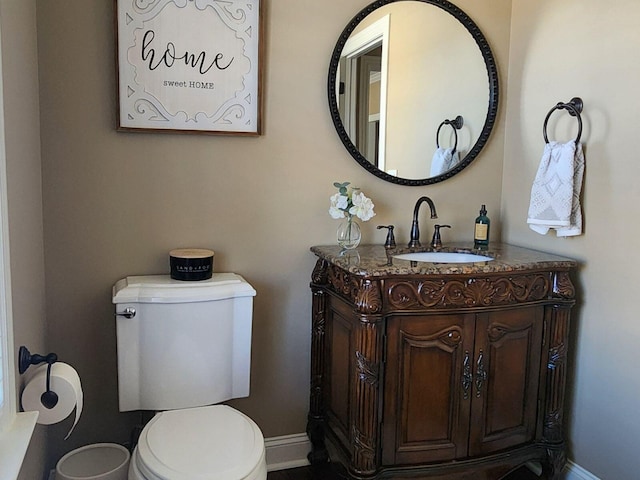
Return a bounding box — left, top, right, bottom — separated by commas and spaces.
267, 463, 544, 480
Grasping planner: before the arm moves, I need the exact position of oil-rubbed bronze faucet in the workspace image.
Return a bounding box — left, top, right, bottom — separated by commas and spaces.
431, 224, 451, 249
408, 196, 438, 248
377, 225, 396, 249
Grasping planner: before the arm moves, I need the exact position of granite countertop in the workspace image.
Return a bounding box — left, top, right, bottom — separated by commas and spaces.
310, 243, 577, 277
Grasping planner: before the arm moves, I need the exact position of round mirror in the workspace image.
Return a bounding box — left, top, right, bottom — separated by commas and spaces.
328, 0, 499, 186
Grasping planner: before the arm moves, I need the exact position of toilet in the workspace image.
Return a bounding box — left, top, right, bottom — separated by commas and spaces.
112, 273, 266, 480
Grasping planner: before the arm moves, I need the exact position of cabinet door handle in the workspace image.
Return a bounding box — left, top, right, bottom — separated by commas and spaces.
462, 351, 472, 400
475, 350, 487, 398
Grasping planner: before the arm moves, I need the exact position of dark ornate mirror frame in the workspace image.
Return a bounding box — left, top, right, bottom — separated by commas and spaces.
328, 0, 499, 186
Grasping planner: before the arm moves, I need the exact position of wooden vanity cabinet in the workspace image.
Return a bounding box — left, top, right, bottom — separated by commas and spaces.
382, 307, 544, 466
307, 246, 576, 480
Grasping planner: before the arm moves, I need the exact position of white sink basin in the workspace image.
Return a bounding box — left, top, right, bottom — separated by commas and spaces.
394, 251, 494, 263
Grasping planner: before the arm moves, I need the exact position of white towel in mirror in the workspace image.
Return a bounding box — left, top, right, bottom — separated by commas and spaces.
430, 148, 459, 177
527, 141, 584, 237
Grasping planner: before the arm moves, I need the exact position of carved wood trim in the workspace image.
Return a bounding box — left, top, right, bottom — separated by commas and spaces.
351, 321, 381, 475
552, 271, 575, 299
543, 306, 571, 444
546, 445, 567, 480
355, 279, 383, 315
309, 289, 326, 417
355, 351, 379, 386
325, 264, 383, 315
311, 258, 329, 285
308, 261, 330, 464
352, 424, 376, 465
402, 326, 464, 350
328, 264, 353, 297
387, 274, 551, 310
487, 321, 531, 342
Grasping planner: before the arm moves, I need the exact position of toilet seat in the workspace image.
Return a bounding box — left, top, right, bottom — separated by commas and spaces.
131, 405, 266, 480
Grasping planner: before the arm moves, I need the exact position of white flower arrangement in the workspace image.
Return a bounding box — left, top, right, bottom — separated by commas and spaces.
329, 182, 376, 222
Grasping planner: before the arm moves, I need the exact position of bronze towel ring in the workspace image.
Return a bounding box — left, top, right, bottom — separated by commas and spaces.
543, 97, 583, 144
436, 115, 464, 154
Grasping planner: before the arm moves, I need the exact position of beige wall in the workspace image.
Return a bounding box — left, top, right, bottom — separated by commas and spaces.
502, 0, 640, 477
14, 0, 637, 478
34, 0, 509, 468
1, 0, 48, 478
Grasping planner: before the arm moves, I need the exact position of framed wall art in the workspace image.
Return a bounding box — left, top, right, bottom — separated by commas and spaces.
116, 0, 263, 135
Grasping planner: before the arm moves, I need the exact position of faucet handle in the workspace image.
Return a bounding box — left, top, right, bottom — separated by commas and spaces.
431, 224, 451, 249
377, 225, 396, 249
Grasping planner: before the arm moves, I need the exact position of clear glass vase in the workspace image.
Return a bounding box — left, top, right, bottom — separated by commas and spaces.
337, 216, 361, 250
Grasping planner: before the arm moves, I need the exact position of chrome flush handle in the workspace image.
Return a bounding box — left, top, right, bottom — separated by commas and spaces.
115, 307, 136, 319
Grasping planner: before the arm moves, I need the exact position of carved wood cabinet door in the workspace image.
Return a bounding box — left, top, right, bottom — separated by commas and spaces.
382, 306, 544, 466
382, 312, 476, 465
468, 306, 544, 456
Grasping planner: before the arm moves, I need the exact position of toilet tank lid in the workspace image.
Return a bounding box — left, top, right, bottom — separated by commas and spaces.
112, 273, 256, 304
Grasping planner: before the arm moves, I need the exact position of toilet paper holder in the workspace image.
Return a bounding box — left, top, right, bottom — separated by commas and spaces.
18, 345, 59, 409
18, 345, 57, 374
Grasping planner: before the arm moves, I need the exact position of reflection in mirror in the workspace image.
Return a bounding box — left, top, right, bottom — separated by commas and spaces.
432, 115, 463, 176
339, 15, 389, 170
329, 0, 499, 186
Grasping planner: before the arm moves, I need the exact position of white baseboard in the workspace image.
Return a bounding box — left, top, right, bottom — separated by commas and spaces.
564, 460, 600, 480
265, 433, 311, 472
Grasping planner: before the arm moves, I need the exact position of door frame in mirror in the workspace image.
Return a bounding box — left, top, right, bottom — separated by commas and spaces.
341, 15, 390, 171
328, 0, 499, 186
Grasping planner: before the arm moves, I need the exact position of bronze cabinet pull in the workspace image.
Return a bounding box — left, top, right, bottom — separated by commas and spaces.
475, 350, 487, 398
462, 351, 472, 400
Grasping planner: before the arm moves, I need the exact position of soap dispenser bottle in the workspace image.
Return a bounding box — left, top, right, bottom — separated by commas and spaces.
474, 205, 490, 249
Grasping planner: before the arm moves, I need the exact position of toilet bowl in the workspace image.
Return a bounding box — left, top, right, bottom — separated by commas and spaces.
128, 405, 266, 480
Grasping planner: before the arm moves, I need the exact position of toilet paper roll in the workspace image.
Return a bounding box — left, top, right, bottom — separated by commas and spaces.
21, 362, 83, 440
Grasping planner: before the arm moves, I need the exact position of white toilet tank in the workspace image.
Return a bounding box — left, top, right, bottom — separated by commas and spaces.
112, 273, 256, 412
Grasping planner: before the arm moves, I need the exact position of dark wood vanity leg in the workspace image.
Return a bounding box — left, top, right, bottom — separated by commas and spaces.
545, 445, 568, 480
348, 279, 384, 478
308, 261, 329, 464
350, 320, 382, 477
306, 414, 329, 464
542, 299, 573, 479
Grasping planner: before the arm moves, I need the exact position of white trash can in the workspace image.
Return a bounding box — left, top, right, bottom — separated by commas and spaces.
56, 443, 130, 480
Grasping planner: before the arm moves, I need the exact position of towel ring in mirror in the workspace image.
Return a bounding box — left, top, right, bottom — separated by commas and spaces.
436, 116, 463, 154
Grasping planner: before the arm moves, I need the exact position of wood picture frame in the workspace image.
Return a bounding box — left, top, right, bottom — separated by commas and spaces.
115, 0, 263, 135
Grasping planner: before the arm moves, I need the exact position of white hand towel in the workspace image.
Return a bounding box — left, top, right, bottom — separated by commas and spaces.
449, 150, 461, 170
527, 141, 584, 236
430, 148, 459, 176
